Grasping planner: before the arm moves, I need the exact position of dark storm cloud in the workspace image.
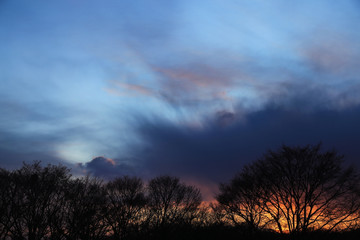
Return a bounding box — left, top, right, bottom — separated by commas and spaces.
78, 156, 134, 179
130, 91, 360, 185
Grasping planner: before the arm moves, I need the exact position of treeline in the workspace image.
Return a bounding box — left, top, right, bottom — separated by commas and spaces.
1, 144, 360, 240
0, 163, 206, 240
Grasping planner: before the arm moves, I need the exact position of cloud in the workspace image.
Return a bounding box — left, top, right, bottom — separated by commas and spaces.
77, 156, 134, 179
0, 146, 68, 171
128, 89, 360, 196
299, 33, 360, 76
106, 81, 156, 98
152, 63, 239, 106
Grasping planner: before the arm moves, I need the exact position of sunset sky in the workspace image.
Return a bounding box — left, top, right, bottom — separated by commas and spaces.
1, 0, 360, 200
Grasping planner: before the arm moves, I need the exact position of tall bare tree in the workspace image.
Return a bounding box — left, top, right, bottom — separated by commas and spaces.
63, 176, 108, 240
105, 176, 147, 239
1, 161, 70, 240
217, 144, 360, 234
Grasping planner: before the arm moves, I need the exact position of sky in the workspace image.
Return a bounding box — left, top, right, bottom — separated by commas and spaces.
1, 0, 360, 200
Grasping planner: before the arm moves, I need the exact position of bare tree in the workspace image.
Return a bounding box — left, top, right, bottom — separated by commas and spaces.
217, 144, 360, 234
63, 176, 108, 240
216, 166, 270, 231
105, 176, 147, 239
147, 176, 202, 229
0, 168, 12, 239
1, 161, 70, 240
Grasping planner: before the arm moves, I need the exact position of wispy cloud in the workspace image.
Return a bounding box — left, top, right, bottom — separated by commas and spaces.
299, 32, 360, 76
1, 0, 360, 195
106, 81, 156, 97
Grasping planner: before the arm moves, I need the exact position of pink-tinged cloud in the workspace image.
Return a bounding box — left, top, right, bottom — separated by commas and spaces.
104, 157, 116, 166
105, 80, 160, 100
150, 63, 242, 106
154, 63, 237, 91
112, 81, 155, 96
106, 61, 242, 106
299, 33, 360, 75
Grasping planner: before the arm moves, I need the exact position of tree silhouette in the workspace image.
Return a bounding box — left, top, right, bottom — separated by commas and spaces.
147, 176, 202, 229
1, 151, 360, 240
105, 176, 147, 240
0, 161, 70, 240
64, 176, 108, 240
216, 167, 270, 231
0, 168, 12, 239
217, 144, 360, 234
